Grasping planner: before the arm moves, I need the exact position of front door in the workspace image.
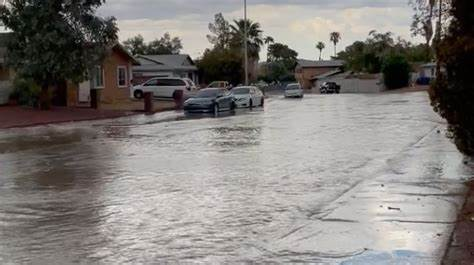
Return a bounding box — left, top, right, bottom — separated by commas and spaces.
78, 81, 91, 102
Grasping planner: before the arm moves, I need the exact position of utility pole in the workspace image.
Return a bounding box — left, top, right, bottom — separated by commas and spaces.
244, 0, 249, 85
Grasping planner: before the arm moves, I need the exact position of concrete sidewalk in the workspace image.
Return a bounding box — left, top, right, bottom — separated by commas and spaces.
443, 180, 474, 264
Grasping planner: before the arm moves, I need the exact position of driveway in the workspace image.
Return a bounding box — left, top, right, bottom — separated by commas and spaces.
0, 92, 471, 264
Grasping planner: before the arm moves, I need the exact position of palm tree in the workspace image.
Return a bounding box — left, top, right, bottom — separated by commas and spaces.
316, 41, 325, 60
230, 19, 264, 59
264, 36, 274, 46
330, 32, 341, 57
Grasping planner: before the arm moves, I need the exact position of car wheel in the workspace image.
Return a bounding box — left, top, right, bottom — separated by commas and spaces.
260, 98, 264, 107
249, 99, 253, 109
213, 103, 219, 115
230, 101, 236, 111
134, 90, 144, 99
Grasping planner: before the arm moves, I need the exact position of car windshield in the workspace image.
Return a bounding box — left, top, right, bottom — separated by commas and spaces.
286, 85, 300, 90
208, 82, 223, 88
232, 88, 250, 94
196, 89, 220, 98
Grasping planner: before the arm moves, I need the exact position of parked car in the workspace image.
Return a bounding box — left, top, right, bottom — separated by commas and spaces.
207, 81, 231, 90
416, 76, 431, 85
284, 83, 304, 98
131, 77, 197, 99
184, 88, 235, 114
320, 82, 341, 94
230, 86, 265, 108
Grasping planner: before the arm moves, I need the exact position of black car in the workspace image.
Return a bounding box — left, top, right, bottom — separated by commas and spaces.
184, 88, 236, 114
320, 82, 341, 94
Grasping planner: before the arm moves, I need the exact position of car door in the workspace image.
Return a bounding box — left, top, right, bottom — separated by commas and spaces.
217, 89, 230, 109
158, 79, 175, 98
172, 79, 187, 97
142, 79, 160, 96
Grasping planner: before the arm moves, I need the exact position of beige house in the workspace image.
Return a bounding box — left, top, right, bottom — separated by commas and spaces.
295, 59, 345, 89
0, 31, 140, 107
76, 44, 140, 105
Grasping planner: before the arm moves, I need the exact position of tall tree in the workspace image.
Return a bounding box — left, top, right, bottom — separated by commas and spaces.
123, 34, 147, 55
329, 32, 341, 57
316, 41, 325, 60
230, 19, 264, 60
206, 13, 232, 49
146, 33, 182, 55
430, 0, 473, 155
0, 0, 118, 109
123, 33, 183, 55
264, 36, 274, 45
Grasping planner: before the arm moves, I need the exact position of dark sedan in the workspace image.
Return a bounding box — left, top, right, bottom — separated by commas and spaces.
320, 82, 341, 94
184, 88, 236, 114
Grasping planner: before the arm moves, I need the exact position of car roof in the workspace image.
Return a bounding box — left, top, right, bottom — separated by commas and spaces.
200, 88, 224, 92
152, 77, 183, 80
232, 86, 257, 89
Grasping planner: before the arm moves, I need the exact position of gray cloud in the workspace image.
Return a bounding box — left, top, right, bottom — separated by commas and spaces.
101, 0, 407, 20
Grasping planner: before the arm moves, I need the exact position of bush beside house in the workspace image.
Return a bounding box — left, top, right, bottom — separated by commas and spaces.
382, 54, 411, 89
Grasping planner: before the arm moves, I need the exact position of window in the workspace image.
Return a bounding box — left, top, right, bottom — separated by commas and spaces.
144, 79, 159, 86
232, 88, 250, 94
157, 79, 186, 86
117, 66, 127, 87
93, 66, 104, 88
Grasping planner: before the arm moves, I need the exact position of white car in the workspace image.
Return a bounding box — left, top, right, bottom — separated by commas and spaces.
231, 86, 264, 108
131, 77, 197, 99
284, 83, 304, 98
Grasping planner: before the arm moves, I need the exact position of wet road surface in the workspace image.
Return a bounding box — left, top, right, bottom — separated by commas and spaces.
0, 92, 471, 264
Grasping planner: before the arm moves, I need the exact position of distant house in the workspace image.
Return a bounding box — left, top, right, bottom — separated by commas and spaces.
133, 54, 199, 85
0, 32, 139, 106
295, 59, 345, 89
76, 44, 140, 105
419, 62, 437, 79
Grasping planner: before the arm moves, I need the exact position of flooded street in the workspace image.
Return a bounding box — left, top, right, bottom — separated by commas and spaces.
0, 92, 471, 264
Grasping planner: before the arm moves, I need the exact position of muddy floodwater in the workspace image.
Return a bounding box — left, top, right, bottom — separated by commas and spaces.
0, 92, 471, 264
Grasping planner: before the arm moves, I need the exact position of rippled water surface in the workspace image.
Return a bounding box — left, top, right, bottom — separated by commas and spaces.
0, 92, 471, 264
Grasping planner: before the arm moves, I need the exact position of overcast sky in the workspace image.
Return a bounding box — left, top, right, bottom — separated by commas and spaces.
99, 0, 421, 60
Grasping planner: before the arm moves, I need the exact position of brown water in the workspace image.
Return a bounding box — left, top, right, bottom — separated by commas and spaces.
0, 92, 471, 264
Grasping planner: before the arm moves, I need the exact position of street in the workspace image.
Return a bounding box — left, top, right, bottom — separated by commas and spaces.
0, 92, 471, 263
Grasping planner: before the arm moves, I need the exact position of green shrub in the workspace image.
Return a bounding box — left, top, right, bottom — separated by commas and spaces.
382, 54, 410, 89
12, 78, 41, 107
430, 0, 474, 156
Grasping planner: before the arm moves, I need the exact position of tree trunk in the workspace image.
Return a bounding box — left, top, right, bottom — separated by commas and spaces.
39, 84, 51, 110
435, 0, 443, 75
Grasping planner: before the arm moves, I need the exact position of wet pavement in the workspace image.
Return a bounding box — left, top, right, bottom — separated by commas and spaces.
0, 92, 471, 264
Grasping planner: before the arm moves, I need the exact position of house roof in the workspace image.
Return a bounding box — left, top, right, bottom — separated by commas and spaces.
311, 69, 344, 80
135, 54, 197, 72
111, 44, 140, 65
297, 59, 345, 68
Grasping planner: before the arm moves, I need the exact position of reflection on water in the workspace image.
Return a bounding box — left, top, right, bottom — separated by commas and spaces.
0, 93, 470, 263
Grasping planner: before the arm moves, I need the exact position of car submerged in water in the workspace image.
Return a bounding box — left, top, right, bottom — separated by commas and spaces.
183, 88, 236, 114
